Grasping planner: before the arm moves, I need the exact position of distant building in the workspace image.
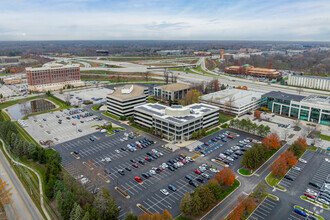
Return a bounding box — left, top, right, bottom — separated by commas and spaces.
134, 103, 219, 141
194, 51, 211, 56
3, 77, 22, 85
261, 91, 330, 125
225, 64, 281, 78
287, 75, 330, 91
0, 56, 20, 67
232, 53, 250, 60
157, 50, 183, 56
107, 85, 148, 117
154, 83, 191, 101
96, 50, 109, 56
200, 88, 264, 116
26, 64, 84, 92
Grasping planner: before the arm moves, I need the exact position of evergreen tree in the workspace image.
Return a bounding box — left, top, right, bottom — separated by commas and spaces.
70, 202, 78, 220
124, 213, 137, 220
74, 204, 83, 220
82, 211, 90, 220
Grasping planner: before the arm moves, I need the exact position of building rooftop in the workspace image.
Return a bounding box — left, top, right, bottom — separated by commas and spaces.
290, 75, 330, 80
200, 89, 264, 107
135, 103, 218, 124
301, 95, 330, 107
263, 91, 305, 102
156, 83, 191, 92
26, 64, 80, 71
108, 84, 147, 100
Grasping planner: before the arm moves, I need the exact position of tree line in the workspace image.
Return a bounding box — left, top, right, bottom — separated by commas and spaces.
180, 167, 236, 218
229, 119, 271, 137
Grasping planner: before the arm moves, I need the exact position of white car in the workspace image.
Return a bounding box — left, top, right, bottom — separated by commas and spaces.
244, 139, 251, 143
227, 157, 234, 162
135, 141, 140, 145
149, 170, 156, 175
159, 152, 164, 157
298, 158, 307, 163
306, 188, 318, 196
115, 149, 120, 153
291, 166, 301, 171
160, 189, 169, 196
80, 177, 89, 185
120, 138, 124, 142
152, 149, 158, 153
105, 157, 111, 163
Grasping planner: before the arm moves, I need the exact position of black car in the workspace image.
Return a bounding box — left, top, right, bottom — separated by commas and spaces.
138, 160, 145, 165
142, 173, 149, 179
189, 180, 199, 188
125, 167, 132, 171
284, 175, 294, 181
172, 164, 178, 169
104, 169, 111, 174
309, 182, 321, 188
235, 151, 244, 156
121, 147, 127, 151
130, 159, 137, 163
185, 175, 193, 181
118, 169, 125, 175
73, 151, 79, 155
168, 166, 175, 171
146, 152, 153, 156
196, 177, 204, 183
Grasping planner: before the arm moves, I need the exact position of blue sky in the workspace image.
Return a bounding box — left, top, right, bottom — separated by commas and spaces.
0, 0, 329, 41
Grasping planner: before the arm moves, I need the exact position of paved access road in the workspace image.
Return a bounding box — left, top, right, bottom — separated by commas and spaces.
0, 145, 43, 220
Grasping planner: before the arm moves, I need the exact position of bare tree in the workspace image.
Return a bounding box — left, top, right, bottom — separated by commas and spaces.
144, 71, 150, 82
163, 68, 169, 84
297, 86, 303, 95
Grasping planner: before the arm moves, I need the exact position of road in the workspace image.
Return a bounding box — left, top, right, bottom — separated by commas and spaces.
0, 143, 43, 220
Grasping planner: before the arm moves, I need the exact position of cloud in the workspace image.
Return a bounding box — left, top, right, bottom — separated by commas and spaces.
0, 0, 329, 41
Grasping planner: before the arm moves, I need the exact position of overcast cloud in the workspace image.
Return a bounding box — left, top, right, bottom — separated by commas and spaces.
0, 0, 329, 41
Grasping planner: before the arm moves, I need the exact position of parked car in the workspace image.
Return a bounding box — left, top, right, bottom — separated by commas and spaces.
309, 182, 321, 189
294, 208, 306, 217
284, 175, 294, 181
135, 176, 142, 182
194, 170, 201, 175
292, 166, 301, 171
298, 158, 307, 163
168, 184, 177, 191
304, 192, 316, 199
160, 189, 169, 196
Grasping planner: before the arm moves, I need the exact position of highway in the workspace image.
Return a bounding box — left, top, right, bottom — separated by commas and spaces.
0, 143, 43, 220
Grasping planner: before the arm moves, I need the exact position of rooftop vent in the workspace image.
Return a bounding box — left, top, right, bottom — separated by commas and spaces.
121, 85, 133, 94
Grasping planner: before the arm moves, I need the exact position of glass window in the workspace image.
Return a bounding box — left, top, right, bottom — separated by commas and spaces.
301, 106, 309, 109
299, 110, 309, 121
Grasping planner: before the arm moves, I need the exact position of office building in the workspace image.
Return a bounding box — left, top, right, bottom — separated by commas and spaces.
154, 83, 191, 101
200, 88, 264, 116
26, 64, 84, 92
0, 56, 20, 67
107, 85, 148, 117
287, 75, 330, 91
225, 64, 281, 78
3, 77, 22, 85
261, 91, 330, 125
134, 103, 220, 141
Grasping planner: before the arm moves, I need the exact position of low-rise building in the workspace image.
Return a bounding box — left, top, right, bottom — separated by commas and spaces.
134, 103, 219, 141
261, 91, 330, 125
3, 77, 22, 85
107, 85, 148, 117
200, 88, 264, 116
0, 56, 20, 67
287, 75, 330, 91
225, 64, 281, 78
154, 83, 191, 101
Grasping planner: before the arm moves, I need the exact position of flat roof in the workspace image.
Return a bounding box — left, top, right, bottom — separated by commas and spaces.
156, 83, 190, 92
290, 75, 330, 80
108, 84, 147, 100
301, 95, 330, 106
263, 91, 305, 102
135, 103, 219, 124
200, 89, 264, 107
26, 64, 80, 71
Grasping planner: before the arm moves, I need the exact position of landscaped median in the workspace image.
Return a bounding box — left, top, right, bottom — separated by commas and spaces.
293, 205, 324, 220
265, 172, 286, 191
102, 111, 120, 120
300, 196, 329, 209
238, 168, 253, 176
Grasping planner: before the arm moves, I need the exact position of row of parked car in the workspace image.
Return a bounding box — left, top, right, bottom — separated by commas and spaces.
216, 138, 252, 165
306, 176, 330, 206
194, 131, 234, 155
120, 138, 154, 152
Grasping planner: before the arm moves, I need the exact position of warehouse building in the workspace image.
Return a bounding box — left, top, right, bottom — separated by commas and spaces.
261, 91, 330, 125
153, 83, 191, 101
107, 85, 148, 117
200, 88, 264, 116
134, 103, 219, 141
287, 75, 330, 91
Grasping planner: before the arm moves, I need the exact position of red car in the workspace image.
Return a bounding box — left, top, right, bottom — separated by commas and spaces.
179, 154, 186, 158
157, 167, 163, 172
135, 176, 142, 182
145, 157, 151, 162
132, 163, 138, 168
204, 142, 210, 146
137, 144, 143, 149
182, 160, 187, 164
227, 135, 233, 139
304, 192, 315, 199
72, 123, 76, 126
194, 170, 201, 175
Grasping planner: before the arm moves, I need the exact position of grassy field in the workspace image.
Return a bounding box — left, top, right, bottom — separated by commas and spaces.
102, 111, 120, 120
92, 105, 101, 111
206, 128, 220, 135
148, 96, 157, 103
238, 168, 252, 175
219, 113, 235, 123
266, 172, 283, 187
319, 134, 330, 141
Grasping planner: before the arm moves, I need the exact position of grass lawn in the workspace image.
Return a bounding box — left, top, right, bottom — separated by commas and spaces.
102, 111, 120, 120
105, 127, 126, 136
92, 105, 101, 111
218, 180, 240, 201
0, 95, 40, 110
148, 96, 157, 103
219, 113, 234, 123
319, 134, 330, 141
14, 121, 40, 147
238, 168, 253, 175
130, 123, 150, 133
266, 172, 283, 187
175, 217, 192, 220
1, 111, 10, 121
267, 194, 278, 201
206, 128, 220, 136
307, 146, 317, 151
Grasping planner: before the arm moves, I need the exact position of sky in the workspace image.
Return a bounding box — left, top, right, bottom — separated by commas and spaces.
0, 0, 329, 41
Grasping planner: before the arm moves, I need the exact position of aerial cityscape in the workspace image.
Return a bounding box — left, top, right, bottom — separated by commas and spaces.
0, 1, 329, 220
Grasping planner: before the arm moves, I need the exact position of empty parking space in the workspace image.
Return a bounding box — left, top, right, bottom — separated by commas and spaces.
248, 197, 279, 220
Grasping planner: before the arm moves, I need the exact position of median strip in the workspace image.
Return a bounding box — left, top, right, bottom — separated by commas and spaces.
97, 173, 110, 183
115, 186, 130, 199
137, 204, 152, 215
82, 162, 93, 170
70, 152, 80, 159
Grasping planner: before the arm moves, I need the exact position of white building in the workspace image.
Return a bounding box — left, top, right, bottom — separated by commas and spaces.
200, 88, 264, 116
134, 103, 219, 141
106, 85, 148, 117
287, 75, 330, 91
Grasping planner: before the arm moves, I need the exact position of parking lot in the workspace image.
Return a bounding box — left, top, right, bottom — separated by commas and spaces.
54, 128, 255, 218
23, 108, 106, 145
248, 197, 279, 220
54, 87, 112, 106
